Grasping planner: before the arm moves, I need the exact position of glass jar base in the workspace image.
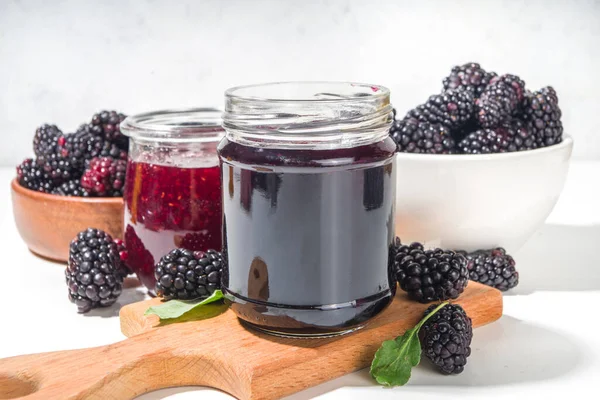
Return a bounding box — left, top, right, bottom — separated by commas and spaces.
240, 320, 364, 339
223, 287, 394, 338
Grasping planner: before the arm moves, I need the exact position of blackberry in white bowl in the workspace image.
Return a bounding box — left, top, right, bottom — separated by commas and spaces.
407, 89, 474, 130
392, 62, 573, 252
475, 74, 526, 128
442, 62, 497, 97
523, 86, 563, 147
389, 118, 455, 154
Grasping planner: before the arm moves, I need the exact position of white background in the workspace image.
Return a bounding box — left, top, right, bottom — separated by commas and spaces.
1, 2, 600, 399
1, 0, 600, 164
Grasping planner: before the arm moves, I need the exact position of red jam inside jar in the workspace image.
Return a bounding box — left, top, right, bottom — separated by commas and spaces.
120, 109, 224, 293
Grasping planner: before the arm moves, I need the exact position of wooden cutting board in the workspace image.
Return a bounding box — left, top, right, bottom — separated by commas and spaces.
0, 282, 502, 400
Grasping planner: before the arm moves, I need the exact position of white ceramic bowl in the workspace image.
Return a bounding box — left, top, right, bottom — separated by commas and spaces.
394, 136, 574, 253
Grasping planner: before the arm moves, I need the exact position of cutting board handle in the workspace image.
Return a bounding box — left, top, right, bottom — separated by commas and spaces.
0, 331, 246, 400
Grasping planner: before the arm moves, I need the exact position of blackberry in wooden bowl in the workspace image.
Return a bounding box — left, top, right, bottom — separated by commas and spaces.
12, 112, 128, 262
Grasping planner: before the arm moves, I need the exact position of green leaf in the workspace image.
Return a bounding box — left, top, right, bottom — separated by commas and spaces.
370, 302, 448, 387
144, 290, 224, 320
157, 303, 228, 327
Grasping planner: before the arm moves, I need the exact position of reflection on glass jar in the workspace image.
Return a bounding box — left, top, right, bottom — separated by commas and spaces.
120, 109, 224, 293
219, 82, 397, 337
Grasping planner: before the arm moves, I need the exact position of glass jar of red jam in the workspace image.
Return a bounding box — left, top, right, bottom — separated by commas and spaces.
120, 109, 224, 293
219, 82, 397, 337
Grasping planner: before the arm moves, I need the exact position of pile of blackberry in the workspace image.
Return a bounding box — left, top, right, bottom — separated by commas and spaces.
391, 238, 520, 296
391, 62, 563, 154
16, 110, 129, 196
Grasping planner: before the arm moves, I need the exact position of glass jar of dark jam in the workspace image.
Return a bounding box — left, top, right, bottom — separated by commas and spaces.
120, 109, 224, 293
219, 82, 397, 337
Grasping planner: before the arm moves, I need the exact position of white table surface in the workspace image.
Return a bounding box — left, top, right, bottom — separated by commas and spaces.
1, 162, 599, 400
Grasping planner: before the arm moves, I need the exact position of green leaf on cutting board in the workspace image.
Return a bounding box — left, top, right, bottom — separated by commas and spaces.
370, 302, 448, 386
144, 290, 224, 320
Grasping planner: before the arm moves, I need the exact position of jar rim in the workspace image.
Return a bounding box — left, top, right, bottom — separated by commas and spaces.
223, 81, 393, 150
120, 108, 224, 143
225, 81, 391, 103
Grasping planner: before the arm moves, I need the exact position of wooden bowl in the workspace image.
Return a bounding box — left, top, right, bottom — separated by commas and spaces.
11, 179, 124, 263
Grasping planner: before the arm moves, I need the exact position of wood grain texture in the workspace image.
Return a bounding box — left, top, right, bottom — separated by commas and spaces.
0, 282, 502, 400
11, 179, 123, 262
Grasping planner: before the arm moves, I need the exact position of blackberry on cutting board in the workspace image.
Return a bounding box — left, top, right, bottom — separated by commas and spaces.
51, 179, 90, 197
461, 247, 519, 291
476, 74, 526, 128
155, 249, 224, 300
421, 304, 473, 374
407, 89, 474, 130
442, 62, 498, 98
392, 238, 469, 303
458, 128, 509, 154
65, 228, 123, 313
522, 86, 563, 147
80, 157, 127, 197
16, 158, 54, 193
33, 124, 62, 158
389, 118, 455, 154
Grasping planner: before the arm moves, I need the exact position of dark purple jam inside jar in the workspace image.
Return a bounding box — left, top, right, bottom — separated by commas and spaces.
120, 109, 224, 293
219, 82, 397, 337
